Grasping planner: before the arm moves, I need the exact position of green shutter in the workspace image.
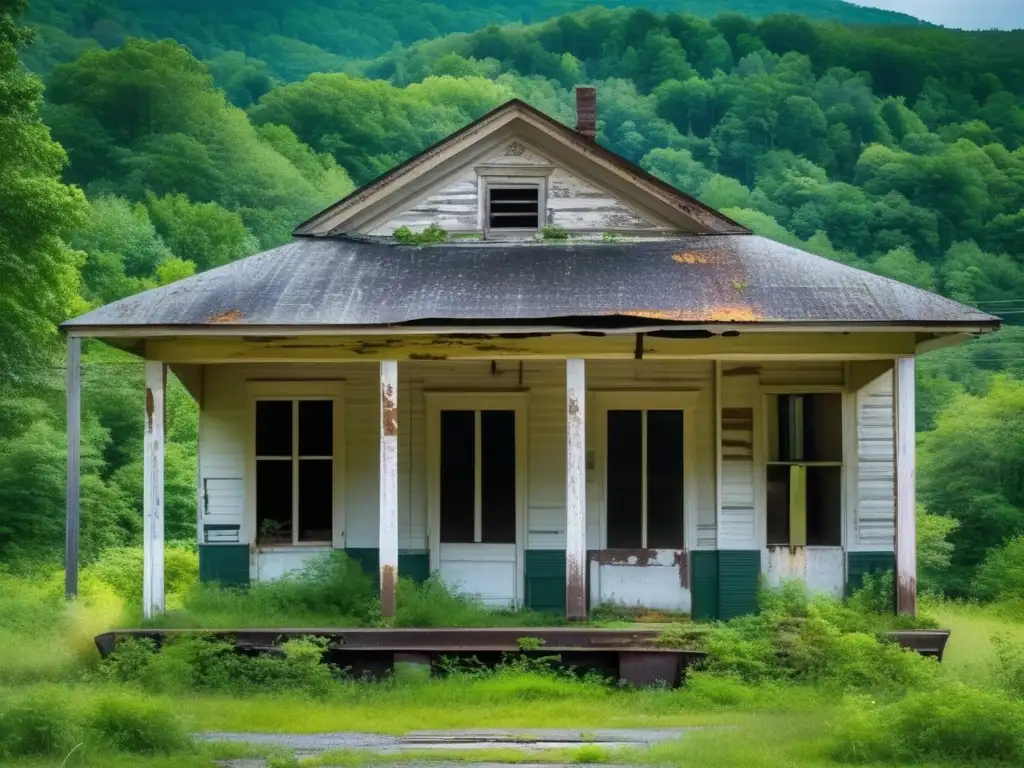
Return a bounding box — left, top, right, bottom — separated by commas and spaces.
718, 550, 760, 621
690, 550, 719, 621
346, 548, 431, 584
399, 551, 430, 584
847, 552, 895, 596
199, 545, 250, 587
524, 550, 566, 615
345, 548, 379, 578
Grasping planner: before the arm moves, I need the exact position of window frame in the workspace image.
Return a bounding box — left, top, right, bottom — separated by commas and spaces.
476, 170, 549, 237
425, 392, 528, 568
245, 381, 345, 550
760, 385, 847, 550
485, 183, 542, 232
592, 391, 699, 551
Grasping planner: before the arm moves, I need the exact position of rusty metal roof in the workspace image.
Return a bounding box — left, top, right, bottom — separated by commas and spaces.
62, 235, 999, 332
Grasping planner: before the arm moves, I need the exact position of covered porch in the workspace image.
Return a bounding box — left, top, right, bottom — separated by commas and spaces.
64, 328, 922, 621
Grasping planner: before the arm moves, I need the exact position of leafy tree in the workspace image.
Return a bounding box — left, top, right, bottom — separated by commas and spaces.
0, 0, 85, 382
920, 376, 1024, 593
146, 193, 258, 271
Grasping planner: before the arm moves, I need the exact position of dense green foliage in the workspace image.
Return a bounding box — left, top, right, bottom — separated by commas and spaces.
0, 0, 1023, 602
21, 0, 923, 80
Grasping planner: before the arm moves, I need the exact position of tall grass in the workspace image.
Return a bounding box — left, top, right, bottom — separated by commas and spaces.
146, 552, 561, 629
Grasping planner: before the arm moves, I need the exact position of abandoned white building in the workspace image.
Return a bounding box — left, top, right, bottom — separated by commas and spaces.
62, 89, 1000, 621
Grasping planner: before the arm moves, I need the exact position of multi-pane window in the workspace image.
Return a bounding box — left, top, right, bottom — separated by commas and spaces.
439, 409, 517, 544
606, 409, 685, 549
487, 186, 540, 230
765, 393, 842, 547
255, 399, 334, 545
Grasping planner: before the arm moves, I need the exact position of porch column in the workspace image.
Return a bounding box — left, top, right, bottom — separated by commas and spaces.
894, 357, 916, 616
65, 336, 82, 600
143, 361, 166, 619
379, 360, 399, 618
565, 358, 587, 619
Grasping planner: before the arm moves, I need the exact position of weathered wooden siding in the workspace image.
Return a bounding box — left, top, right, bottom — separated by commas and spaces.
719, 367, 760, 550
364, 138, 673, 237
762, 546, 845, 596
853, 373, 896, 551
369, 169, 479, 236
546, 168, 657, 231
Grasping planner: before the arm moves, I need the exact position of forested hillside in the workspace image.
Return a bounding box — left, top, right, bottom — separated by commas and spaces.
23, 0, 924, 76
4, 0, 1024, 599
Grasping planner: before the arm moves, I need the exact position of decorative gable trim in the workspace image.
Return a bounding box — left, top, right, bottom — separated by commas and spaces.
294, 100, 747, 237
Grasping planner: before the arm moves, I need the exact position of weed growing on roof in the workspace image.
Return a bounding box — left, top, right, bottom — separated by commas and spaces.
393, 223, 448, 244
541, 225, 569, 240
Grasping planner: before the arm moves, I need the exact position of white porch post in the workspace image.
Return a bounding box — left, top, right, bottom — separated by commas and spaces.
143, 361, 166, 618
379, 360, 399, 618
65, 336, 82, 600
566, 358, 587, 619
894, 357, 916, 616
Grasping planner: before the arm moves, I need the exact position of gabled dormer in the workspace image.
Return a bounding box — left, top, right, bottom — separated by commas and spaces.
294, 88, 747, 241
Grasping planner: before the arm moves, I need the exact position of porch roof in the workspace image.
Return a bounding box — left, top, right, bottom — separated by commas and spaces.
63, 234, 999, 334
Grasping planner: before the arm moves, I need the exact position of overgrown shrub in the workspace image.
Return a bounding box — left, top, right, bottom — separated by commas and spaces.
0, 686, 191, 759
149, 551, 376, 628
830, 686, 1024, 763
84, 691, 191, 754
664, 581, 938, 692
393, 575, 557, 627
83, 544, 198, 607
0, 687, 80, 759
97, 634, 338, 697
994, 632, 1024, 699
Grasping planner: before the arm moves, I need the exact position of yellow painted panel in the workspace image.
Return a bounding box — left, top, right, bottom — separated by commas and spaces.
789, 465, 807, 547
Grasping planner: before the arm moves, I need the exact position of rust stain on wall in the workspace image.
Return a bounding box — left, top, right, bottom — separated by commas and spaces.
897, 573, 917, 616
380, 564, 396, 618
591, 549, 660, 566
567, 392, 581, 420
673, 551, 689, 588
566, 556, 586, 620
381, 382, 398, 437
145, 388, 154, 432
207, 308, 244, 324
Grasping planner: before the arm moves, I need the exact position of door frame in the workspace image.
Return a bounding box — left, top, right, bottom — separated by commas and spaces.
591, 391, 700, 551
425, 392, 529, 605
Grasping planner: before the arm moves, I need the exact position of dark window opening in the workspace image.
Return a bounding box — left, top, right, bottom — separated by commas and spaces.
607, 410, 642, 548
607, 409, 684, 549
767, 393, 842, 547
440, 410, 475, 544
440, 409, 518, 545
647, 410, 684, 549
775, 394, 842, 462
255, 399, 334, 545
488, 187, 539, 229
481, 410, 516, 544
256, 460, 292, 544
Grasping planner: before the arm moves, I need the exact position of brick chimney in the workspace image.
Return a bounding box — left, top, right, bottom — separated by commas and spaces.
576, 86, 597, 140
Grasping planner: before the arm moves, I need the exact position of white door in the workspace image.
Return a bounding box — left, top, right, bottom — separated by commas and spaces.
428, 396, 527, 607
592, 392, 697, 612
